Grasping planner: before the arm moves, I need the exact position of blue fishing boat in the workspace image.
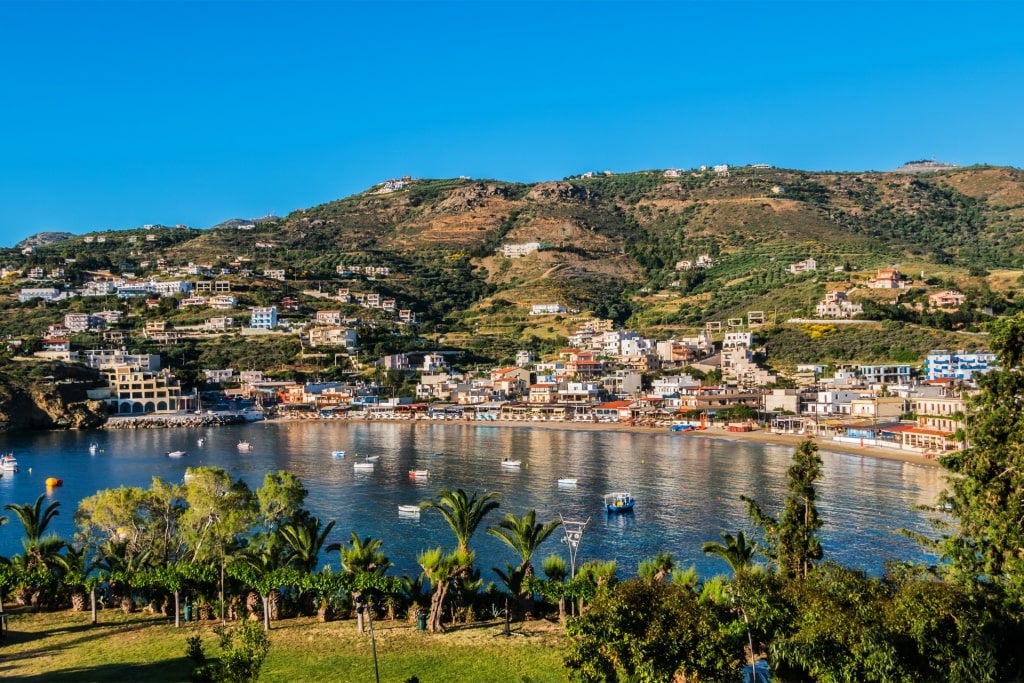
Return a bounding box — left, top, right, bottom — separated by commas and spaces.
604, 492, 635, 513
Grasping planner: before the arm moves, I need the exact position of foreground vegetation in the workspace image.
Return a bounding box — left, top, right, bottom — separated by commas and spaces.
0, 609, 566, 682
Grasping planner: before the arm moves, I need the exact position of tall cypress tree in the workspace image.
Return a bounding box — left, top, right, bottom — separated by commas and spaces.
940, 315, 1024, 608
744, 439, 824, 579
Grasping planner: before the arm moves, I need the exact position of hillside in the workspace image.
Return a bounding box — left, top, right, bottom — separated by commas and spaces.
4, 164, 1024, 372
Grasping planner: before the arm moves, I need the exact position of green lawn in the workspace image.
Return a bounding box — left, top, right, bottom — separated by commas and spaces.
0, 609, 569, 682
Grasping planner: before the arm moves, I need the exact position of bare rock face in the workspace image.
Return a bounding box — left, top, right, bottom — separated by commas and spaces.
0, 385, 107, 433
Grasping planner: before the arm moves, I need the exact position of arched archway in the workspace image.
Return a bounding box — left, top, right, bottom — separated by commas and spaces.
120, 401, 133, 414
157, 401, 167, 412
132, 402, 144, 414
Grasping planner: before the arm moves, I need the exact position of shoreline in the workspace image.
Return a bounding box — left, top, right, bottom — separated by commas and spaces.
97, 412, 942, 469
272, 414, 944, 469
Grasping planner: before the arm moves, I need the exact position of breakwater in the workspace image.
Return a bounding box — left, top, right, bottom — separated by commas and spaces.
103, 414, 247, 429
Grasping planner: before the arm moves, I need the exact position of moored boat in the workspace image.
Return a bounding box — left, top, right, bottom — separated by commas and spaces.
557, 478, 579, 486
398, 504, 421, 515
88, 442, 99, 454
197, 437, 206, 447
354, 461, 375, 471
364, 454, 380, 462
604, 492, 635, 513
501, 458, 522, 468
1, 453, 19, 471
331, 450, 345, 458
237, 441, 253, 452
409, 469, 429, 479
166, 450, 187, 458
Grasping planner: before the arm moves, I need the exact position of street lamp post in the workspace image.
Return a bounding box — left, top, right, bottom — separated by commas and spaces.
354, 594, 380, 683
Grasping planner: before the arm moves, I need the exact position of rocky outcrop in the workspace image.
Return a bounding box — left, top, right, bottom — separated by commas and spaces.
0, 384, 107, 433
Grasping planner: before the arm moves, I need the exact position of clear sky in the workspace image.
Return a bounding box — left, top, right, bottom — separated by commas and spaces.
1, 1, 1021, 247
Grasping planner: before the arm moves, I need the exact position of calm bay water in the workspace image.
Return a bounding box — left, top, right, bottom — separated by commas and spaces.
0, 421, 949, 579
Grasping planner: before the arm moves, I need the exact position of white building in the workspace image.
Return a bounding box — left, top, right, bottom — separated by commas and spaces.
530, 303, 567, 316
250, 306, 278, 329
924, 350, 998, 381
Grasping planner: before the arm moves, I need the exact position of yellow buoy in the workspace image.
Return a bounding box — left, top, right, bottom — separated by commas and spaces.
45, 477, 63, 488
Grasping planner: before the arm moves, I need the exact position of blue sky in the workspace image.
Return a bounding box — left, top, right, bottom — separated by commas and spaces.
1, 1, 1021, 247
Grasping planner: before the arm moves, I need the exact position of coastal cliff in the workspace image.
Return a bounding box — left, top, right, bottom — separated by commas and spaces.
0, 362, 108, 433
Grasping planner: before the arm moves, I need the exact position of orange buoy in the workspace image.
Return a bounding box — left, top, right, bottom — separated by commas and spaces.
45, 477, 63, 487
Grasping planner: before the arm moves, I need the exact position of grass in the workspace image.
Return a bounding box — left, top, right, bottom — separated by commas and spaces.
0, 608, 569, 682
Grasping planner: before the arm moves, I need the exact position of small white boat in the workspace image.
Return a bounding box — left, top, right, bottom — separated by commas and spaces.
501, 459, 522, 468
88, 442, 99, 454
0, 453, 19, 471
364, 454, 380, 462
237, 441, 253, 452
409, 469, 429, 479
433, 451, 445, 456
398, 504, 421, 516
166, 450, 187, 458
197, 437, 206, 447
354, 461, 375, 471
332, 450, 346, 458
557, 478, 579, 486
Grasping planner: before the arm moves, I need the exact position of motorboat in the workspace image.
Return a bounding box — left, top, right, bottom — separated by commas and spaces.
557, 478, 579, 487
501, 458, 522, 468
354, 461, 375, 471
433, 451, 445, 456
364, 454, 380, 462
237, 441, 253, 452
1, 453, 19, 471
166, 450, 187, 458
197, 437, 206, 447
604, 492, 635, 513
88, 442, 99, 454
409, 469, 429, 479
332, 450, 346, 458
398, 504, 421, 516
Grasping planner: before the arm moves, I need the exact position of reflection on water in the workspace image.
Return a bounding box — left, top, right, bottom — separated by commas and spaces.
0, 422, 949, 579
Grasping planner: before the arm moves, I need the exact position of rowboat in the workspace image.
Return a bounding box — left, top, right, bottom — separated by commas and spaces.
398, 504, 421, 516
557, 478, 579, 486
501, 459, 522, 468
237, 441, 253, 452
331, 450, 345, 458
364, 454, 380, 462
166, 450, 187, 458
354, 461, 375, 471
409, 469, 429, 479
604, 492, 635, 513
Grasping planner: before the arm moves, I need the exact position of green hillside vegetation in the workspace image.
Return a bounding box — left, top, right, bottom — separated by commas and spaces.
3, 165, 1024, 375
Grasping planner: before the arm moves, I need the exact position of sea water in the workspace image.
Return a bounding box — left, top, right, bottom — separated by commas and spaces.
0, 421, 949, 579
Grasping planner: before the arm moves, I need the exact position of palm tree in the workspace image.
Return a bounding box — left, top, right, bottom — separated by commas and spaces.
6, 495, 66, 607
5, 494, 61, 546
488, 510, 560, 617
279, 516, 336, 574
332, 531, 391, 632
702, 531, 758, 574
487, 510, 561, 579
638, 551, 676, 583
334, 531, 391, 576
418, 489, 499, 632
541, 554, 569, 622
420, 488, 500, 553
